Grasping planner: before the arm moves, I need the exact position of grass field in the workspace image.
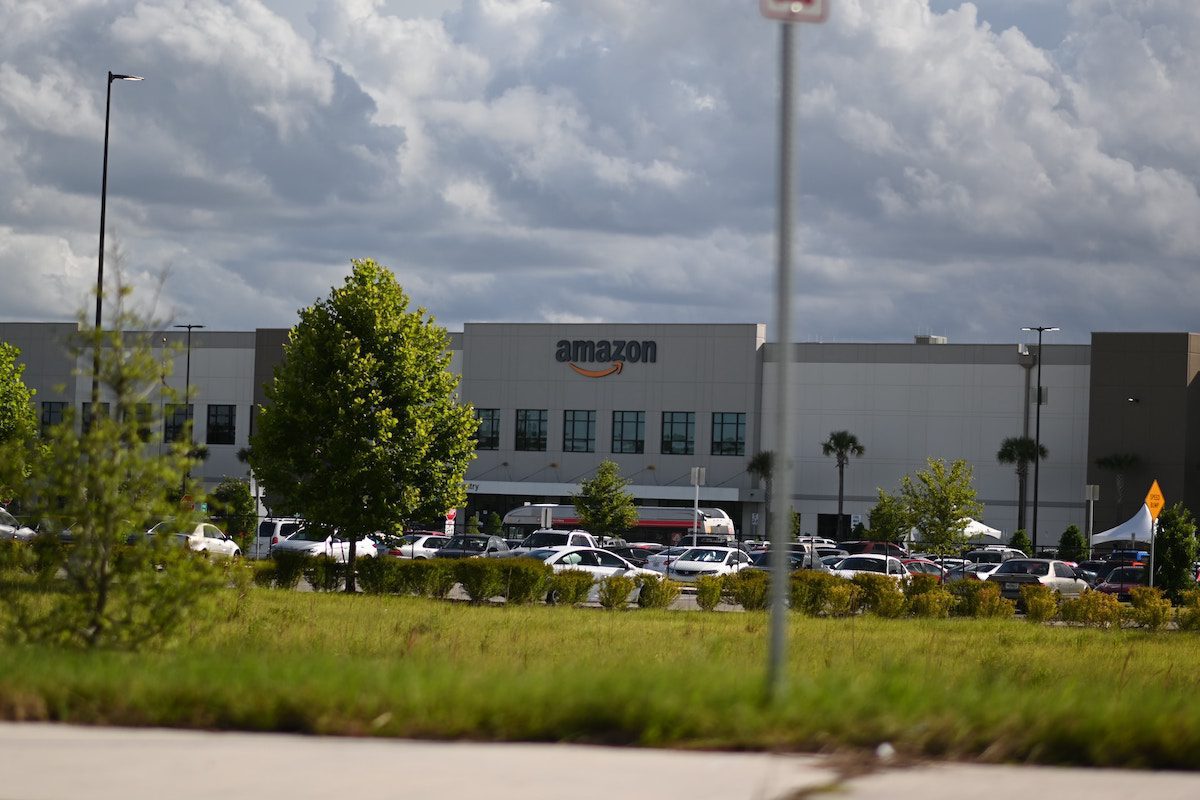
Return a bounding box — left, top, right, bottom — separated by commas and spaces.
2, 588, 1200, 769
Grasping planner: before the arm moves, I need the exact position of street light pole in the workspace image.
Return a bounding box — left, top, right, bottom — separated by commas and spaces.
91, 71, 143, 408
1022, 325, 1058, 554
174, 325, 205, 479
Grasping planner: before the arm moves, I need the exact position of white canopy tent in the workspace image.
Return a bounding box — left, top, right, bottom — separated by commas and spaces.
962, 518, 1003, 541
1091, 504, 1153, 546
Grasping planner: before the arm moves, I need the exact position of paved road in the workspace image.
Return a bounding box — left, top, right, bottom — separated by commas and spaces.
3, 723, 1200, 800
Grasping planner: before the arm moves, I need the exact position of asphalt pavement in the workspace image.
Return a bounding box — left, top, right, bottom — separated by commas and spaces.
3, 723, 1200, 800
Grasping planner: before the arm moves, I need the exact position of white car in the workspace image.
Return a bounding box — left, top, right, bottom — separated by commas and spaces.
644, 546, 691, 573
172, 522, 242, 558
270, 527, 377, 562
0, 508, 36, 542
250, 517, 304, 560
664, 547, 752, 583
831, 554, 907, 580
510, 529, 599, 554
380, 532, 449, 559
525, 546, 659, 603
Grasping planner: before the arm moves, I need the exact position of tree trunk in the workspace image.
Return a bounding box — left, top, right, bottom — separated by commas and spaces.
1015, 464, 1028, 533
836, 463, 846, 540
345, 536, 357, 593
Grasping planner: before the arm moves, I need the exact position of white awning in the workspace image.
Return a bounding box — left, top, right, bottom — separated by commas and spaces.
1092, 504, 1153, 545
962, 518, 1002, 541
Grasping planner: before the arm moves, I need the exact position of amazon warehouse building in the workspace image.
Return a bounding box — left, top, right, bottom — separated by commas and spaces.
4, 320, 1200, 547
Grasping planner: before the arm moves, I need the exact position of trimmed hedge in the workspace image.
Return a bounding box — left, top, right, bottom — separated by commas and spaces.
907, 588, 953, 618
496, 558, 553, 604
852, 573, 905, 618
1020, 583, 1058, 624
598, 575, 636, 609
271, 550, 308, 590
948, 580, 1014, 618
789, 571, 845, 616
1128, 586, 1173, 630
455, 559, 504, 603
547, 569, 594, 606
694, 575, 723, 611
303, 556, 343, 592
636, 574, 681, 609
725, 570, 770, 611
1060, 590, 1122, 628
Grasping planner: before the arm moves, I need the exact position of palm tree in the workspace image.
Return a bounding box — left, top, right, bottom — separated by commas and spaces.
820, 431, 865, 541
1095, 452, 1141, 521
996, 436, 1047, 533
747, 450, 774, 541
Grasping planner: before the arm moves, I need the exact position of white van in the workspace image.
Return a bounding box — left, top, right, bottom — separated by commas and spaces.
251, 517, 304, 560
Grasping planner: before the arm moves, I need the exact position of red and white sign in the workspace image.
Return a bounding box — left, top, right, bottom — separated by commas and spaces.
760, 0, 829, 23
444, 508, 457, 535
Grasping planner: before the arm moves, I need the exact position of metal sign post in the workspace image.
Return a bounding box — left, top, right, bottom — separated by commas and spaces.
762, 0, 828, 703
1144, 480, 1164, 587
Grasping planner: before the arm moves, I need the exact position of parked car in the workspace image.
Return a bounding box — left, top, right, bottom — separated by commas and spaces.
378, 532, 449, 559
748, 549, 829, 572
965, 547, 1026, 564
434, 535, 509, 559
1107, 549, 1149, 563
665, 547, 752, 583
986, 559, 1089, 603
1095, 566, 1147, 602
945, 562, 1002, 582
0, 507, 36, 542
902, 558, 945, 579
840, 541, 909, 559
831, 554, 907, 580
251, 517, 304, 560
510, 529, 599, 554
644, 546, 691, 573
602, 545, 662, 567
174, 522, 242, 558
270, 526, 377, 562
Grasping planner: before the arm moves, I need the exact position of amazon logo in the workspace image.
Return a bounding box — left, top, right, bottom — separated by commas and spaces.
555, 338, 657, 378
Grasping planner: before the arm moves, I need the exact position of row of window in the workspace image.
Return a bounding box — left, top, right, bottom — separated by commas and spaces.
475, 410, 746, 456
40, 401, 239, 445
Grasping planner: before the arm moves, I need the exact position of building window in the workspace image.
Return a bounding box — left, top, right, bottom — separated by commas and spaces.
711, 412, 746, 456
40, 401, 67, 435
515, 409, 547, 451
661, 411, 695, 455
563, 410, 596, 453
82, 402, 110, 434
206, 404, 236, 445
126, 403, 153, 443
612, 411, 645, 454
165, 404, 193, 443
475, 409, 500, 450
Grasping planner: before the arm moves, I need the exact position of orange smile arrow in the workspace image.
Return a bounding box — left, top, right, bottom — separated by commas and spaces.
569, 361, 624, 378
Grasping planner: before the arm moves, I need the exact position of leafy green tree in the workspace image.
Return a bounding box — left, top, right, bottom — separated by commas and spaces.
4, 288, 226, 649
0, 341, 38, 502
465, 513, 481, 535
484, 511, 504, 535
821, 431, 865, 540
1152, 502, 1197, 602
1055, 525, 1086, 562
867, 488, 911, 544
211, 477, 257, 548
249, 259, 477, 592
572, 460, 638, 540
1009, 528, 1033, 557
900, 458, 983, 557
996, 436, 1046, 533
791, 509, 801, 540
1095, 453, 1141, 521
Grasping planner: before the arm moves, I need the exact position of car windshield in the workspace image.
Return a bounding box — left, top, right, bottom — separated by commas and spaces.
521, 532, 569, 548
445, 536, 487, 551
839, 556, 886, 572
678, 548, 729, 564
0, 509, 18, 527
526, 549, 559, 561
994, 560, 1050, 576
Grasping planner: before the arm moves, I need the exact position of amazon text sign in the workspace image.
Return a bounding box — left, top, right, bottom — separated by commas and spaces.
555, 339, 657, 365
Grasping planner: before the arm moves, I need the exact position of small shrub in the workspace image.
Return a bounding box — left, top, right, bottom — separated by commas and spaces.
598, 575, 636, 609
1020, 584, 1058, 624
1177, 589, 1200, 631
694, 575, 724, 611
907, 587, 953, 618
852, 573, 906, 618
1128, 586, 1173, 631
824, 582, 863, 617
271, 550, 308, 590
250, 560, 277, 589
903, 573, 941, 600
949, 579, 991, 617
455, 559, 504, 603
636, 574, 681, 609
975, 583, 1016, 618
1060, 590, 1122, 629
0, 540, 33, 575
546, 569, 594, 605
303, 556, 343, 592
422, 559, 458, 598
357, 557, 402, 594
789, 571, 845, 616
496, 558, 553, 604
725, 570, 770, 611
28, 531, 65, 581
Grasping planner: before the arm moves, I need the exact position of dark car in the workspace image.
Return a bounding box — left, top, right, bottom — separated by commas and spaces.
1075, 560, 1115, 584
434, 535, 510, 559
749, 549, 829, 572
1095, 566, 1147, 602
603, 545, 661, 567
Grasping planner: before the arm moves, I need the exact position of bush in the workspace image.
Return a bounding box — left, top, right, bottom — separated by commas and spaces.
1177, 590, 1200, 631
496, 558, 553, 604
949, 580, 994, 617
357, 557, 402, 594
271, 550, 308, 590
546, 570, 594, 606
789, 571, 846, 616
694, 575, 723, 611
250, 561, 277, 589
907, 587, 953, 618
1060, 590, 1123, 629
852, 573, 906, 618
724, 570, 770, 611
1128, 586, 1173, 631
598, 575, 636, 609
1020, 584, 1058, 624
0, 540, 33, 575
303, 556, 343, 592
903, 573, 941, 600
824, 582, 863, 617
27, 531, 64, 581
976, 584, 1016, 618
455, 559, 504, 603
636, 574, 681, 609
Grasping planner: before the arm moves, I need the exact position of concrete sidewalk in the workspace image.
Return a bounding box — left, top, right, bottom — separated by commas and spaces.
2, 723, 1199, 799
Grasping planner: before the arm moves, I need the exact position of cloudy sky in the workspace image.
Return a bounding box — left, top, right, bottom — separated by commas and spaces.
1, 0, 1197, 344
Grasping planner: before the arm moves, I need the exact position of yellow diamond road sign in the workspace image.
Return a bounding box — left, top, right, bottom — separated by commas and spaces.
1145, 480, 1165, 520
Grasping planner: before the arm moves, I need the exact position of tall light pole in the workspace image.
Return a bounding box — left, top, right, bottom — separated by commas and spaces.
175, 325, 204, 487
1022, 325, 1058, 554
91, 71, 144, 409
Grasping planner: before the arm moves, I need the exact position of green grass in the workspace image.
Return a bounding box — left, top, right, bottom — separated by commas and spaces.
3, 588, 1200, 768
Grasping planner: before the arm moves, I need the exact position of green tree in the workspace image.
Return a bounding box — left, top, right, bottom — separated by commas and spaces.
249, 259, 477, 592
0, 341, 38, 502
867, 488, 911, 544
791, 509, 801, 540
484, 511, 504, 535
211, 477, 256, 549
996, 436, 1046, 533
572, 460, 638, 541
1055, 525, 1086, 562
821, 431, 865, 541
465, 513, 481, 535
900, 458, 983, 557
1095, 453, 1141, 521
1009, 528, 1033, 557
5, 287, 225, 648
1152, 502, 1197, 602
